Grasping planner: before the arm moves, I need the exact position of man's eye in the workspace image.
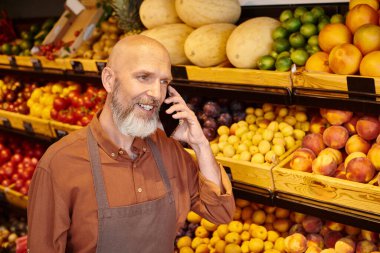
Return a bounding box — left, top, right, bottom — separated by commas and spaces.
138, 75, 149, 81
160, 80, 170, 85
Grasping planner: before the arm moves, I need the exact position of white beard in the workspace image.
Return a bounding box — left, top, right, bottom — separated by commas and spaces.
114, 107, 158, 138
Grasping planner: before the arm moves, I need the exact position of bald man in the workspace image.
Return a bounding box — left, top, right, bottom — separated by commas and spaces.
27, 35, 235, 253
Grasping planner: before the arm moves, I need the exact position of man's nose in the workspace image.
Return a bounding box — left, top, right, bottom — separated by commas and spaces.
146, 82, 161, 99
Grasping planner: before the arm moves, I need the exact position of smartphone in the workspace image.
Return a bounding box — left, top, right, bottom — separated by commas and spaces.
159, 88, 180, 137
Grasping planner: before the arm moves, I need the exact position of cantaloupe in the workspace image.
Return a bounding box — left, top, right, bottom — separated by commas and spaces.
226, 17, 280, 69
139, 0, 182, 29
175, 0, 241, 28
141, 23, 193, 65
184, 23, 236, 67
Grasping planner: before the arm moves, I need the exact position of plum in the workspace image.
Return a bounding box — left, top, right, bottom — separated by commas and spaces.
203, 117, 218, 129
202, 127, 216, 141
229, 100, 244, 112
203, 101, 221, 118
217, 113, 233, 127
233, 111, 246, 123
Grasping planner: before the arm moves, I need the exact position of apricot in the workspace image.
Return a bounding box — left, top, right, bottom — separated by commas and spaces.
346, 157, 376, 183
302, 133, 326, 156
356, 116, 380, 141
306, 246, 322, 253
344, 115, 359, 135
323, 125, 349, 149
310, 116, 328, 134
302, 216, 323, 234
356, 240, 377, 253
319, 148, 343, 164
284, 233, 307, 253
361, 229, 379, 243
345, 134, 371, 154
367, 143, 380, 170
312, 154, 338, 176
344, 151, 367, 169
306, 234, 324, 249
321, 109, 353, 126
290, 148, 316, 172
334, 237, 356, 253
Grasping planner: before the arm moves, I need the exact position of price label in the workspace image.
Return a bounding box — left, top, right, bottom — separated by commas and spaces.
8, 56, 17, 67
70, 60, 84, 74
31, 58, 42, 71
55, 129, 68, 138
0, 118, 11, 128
23, 122, 34, 133
347, 76, 376, 101
96, 61, 106, 73
172, 66, 188, 80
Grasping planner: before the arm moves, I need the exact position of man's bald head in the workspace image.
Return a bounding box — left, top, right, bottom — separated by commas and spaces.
107, 35, 170, 72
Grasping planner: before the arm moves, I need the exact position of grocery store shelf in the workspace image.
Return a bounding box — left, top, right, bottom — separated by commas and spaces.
233, 182, 274, 206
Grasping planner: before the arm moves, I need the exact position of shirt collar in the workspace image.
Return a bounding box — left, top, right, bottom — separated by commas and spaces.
89, 111, 150, 160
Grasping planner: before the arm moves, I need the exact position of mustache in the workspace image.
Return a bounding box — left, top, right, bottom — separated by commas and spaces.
135, 97, 160, 107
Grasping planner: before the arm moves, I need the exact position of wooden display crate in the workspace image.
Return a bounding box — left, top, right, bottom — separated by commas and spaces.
273, 152, 380, 216
0, 185, 28, 209
0, 110, 54, 137
0, 55, 10, 65
49, 120, 82, 138
292, 70, 380, 101
173, 65, 292, 89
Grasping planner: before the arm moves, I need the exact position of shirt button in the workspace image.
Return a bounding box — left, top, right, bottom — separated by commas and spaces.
111, 152, 116, 157
142, 147, 146, 152
137, 187, 142, 193
118, 150, 124, 155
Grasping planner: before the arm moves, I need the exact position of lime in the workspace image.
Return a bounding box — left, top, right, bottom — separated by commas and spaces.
282, 17, 302, 33
42, 18, 55, 31
277, 51, 290, 58
11, 45, 21, 55
311, 6, 325, 19
29, 24, 41, 35
272, 26, 289, 40
279, 9, 293, 22
330, 14, 344, 24
272, 38, 291, 53
34, 40, 43, 46
289, 32, 306, 48
270, 51, 278, 59
310, 45, 321, 54
23, 49, 31, 56
318, 14, 330, 23
275, 56, 293, 72
318, 19, 330, 32
291, 48, 309, 66
20, 40, 32, 50
1, 43, 12, 55
257, 55, 276, 70
307, 35, 319, 46
20, 31, 32, 41
300, 23, 318, 38
301, 12, 318, 24
294, 6, 308, 19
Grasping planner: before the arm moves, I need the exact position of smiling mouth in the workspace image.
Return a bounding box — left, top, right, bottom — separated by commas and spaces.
137, 103, 154, 111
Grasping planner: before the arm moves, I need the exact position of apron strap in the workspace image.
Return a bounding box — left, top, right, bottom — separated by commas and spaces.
87, 128, 110, 209
146, 138, 175, 203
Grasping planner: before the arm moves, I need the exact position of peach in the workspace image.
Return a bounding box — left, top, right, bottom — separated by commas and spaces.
323, 126, 349, 149
293, 148, 317, 160
356, 116, 380, 141
333, 163, 347, 180
306, 246, 322, 253
290, 156, 313, 172
302, 133, 326, 156
367, 143, 380, 171
335, 237, 356, 253
319, 148, 343, 164
326, 221, 345, 232
320, 249, 336, 253
310, 116, 328, 134
321, 109, 353, 126
361, 230, 379, 243
377, 134, 380, 144
307, 234, 324, 249
284, 233, 307, 253
344, 115, 359, 135
290, 212, 306, 224
302, 215, 323, 234
264, 205, 277, 214
345, 225, 361, 236
356, 240, 378, 253
346, 157, 376, 183
324, 231, 343, 248
345, 134, 371, 155
273, 219, 292, 233
319, 225, 331, 238
289, 224, 306, 235
312, 154, 338, 176
344, 151, 367, 169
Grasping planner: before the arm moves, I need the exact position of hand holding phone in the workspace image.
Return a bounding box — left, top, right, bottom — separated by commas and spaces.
159, 88, 180, 137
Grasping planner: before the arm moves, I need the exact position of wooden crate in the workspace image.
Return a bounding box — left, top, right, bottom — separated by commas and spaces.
0, 110, 54, 137
174, 65, 292, 88
49, 120, 82, 138
0, 55, 11, 65
0, 185, 27, 209
292, 70, 380, 101
273, 152, 380, 215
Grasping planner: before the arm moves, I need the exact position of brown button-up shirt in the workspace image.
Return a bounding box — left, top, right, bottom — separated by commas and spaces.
27, 115, 235, 253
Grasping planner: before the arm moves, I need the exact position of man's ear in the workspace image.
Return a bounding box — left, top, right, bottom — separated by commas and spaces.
101, 66, 115, 92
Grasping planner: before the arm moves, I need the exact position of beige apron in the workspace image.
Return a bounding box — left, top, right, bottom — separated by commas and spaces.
87, 129, 177, 252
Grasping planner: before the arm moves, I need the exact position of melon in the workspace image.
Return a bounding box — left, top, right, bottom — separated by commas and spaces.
139, 0, 182, 29
226, 17, 280, 69
184, 23, 236, 67
141, 23, 193, 65
175, 0, 241, 28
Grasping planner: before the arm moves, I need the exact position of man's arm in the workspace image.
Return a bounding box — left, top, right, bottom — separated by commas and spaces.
28, 167, 69, 252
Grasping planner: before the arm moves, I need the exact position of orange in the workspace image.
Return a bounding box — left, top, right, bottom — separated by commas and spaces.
318, 23, 352, 53
349, 0, 379, 10
359, 51, 380, 76
353, 24, 380, 55
305, 51, 332, 73
329, 43, 363, 75
346, 4, 379, 33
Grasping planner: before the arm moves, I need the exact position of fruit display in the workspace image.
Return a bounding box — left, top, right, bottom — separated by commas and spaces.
0, 207, 28, 252
0, 18, 55, 56
289, 108, 380, 185
175, 198, 380, 253
0, 132, 47, 196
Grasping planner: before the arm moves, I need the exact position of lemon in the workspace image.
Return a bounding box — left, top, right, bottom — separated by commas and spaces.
191, 237, 204, 249
195, 226, 209, 238
180, 246, 195, 253
214, 240, 226, 253
187, 211, 202, 224
228, 220, 243, 233
279, 9, 293, 22
195, 244, 209, 253
257, 55, 276, 70
248, 238, 264, 253
201, 218, 218, 232
225, 232, 242, 244
177, 236, 193, 249
225, 243, 242, 253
